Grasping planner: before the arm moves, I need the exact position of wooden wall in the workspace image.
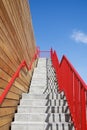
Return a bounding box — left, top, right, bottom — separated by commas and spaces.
0, 0, 36, 129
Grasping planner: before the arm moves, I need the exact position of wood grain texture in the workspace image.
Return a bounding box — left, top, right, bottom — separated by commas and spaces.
0, 123, 10, 130
0, 0, 36, 129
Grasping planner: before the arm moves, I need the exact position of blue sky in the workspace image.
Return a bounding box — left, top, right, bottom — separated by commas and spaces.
29, 0, 87, 83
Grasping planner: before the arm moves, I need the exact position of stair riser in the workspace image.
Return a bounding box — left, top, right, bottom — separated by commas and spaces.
31, 77, 47, 80
18, 107, 70, 114
29, 89, 46, 94
33, 74, 46, 76
15, 113, 71, 122
33, 73, 46, 75
32, 75, 46, 79
22, 95, 66, 100
36, 65, 46, 67
34, 70, 46, 73
20, 100, 68, 106
31, 79, 47, 83
31, 79, 47, 82
11, 124, 45, 130
11, 123, 75, 130
30, 83, 47, 86
29, 85, 47, 88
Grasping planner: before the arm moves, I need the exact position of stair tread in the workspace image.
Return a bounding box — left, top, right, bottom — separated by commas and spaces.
20, 99, 66, 101
15, 113, 71, 122
12, 122, 73, 124
12, 122, 75, 130
22, 93, 64, 95
18, 106, 68, 108
15, 113, 70, 115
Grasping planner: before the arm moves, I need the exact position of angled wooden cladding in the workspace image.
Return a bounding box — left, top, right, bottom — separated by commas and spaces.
0, 0, 36, 129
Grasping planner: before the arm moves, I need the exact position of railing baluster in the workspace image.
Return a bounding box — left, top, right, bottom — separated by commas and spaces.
81, 87, 86, 130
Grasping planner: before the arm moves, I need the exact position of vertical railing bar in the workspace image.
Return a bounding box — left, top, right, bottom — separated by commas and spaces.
81, 87, 86, 130
78, 81, 81, 129
72, 72, 75, 123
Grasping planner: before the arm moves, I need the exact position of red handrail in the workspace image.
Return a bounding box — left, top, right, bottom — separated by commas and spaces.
51, 49, 87, 130
0, 48, 39, 105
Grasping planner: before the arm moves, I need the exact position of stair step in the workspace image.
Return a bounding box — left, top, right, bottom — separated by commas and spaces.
32, 78, 47, 81
34, 69, 46, 73
15, 113, 71, 122
11, 122, 75, 130
38, 62, 46, 63
22, 93, 48, 99
33, 73, 46, 75
36, 66, 46, 68
30, 83, 47, 86
22, 93, 66, 99
18, 106, 70, 113
32, 75, 46, 79
20, 99, 68, 106
31, 80, 46, 84
33, 73, 46, 76
31, 78, 47, 82
32, 77, 47, 80
30, 85, 47, 88
29, 87, 47, 94
34, 71, 46, 74
37, 61, 46, 63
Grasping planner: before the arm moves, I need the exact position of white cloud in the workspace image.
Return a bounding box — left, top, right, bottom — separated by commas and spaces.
71, 30, 87, 44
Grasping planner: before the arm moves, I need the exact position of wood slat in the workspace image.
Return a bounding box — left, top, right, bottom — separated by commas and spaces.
1, 99, 19, 107
0, 69, 28, 92
0, 57, 30, 86
0, 114, 13, 127
0, 88, 20, 100
0, 107, 16, 117
0, 123, 10, 130
0, 79, 23, 95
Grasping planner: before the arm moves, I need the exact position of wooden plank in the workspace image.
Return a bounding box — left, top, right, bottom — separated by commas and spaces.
0, 88, 20, 100
0, 57, 29, 86
1, 99, 19, 107
0, 46, 17, 73
0, 69, 28, 92
0, 114, 13, 127
20, 69, 30, 83
0, 79, 23, 95
0, 107, 16, 117
0, 123, 10, 130
0, 57, 14, 76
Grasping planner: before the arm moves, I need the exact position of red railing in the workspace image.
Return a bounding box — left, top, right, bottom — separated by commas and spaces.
37, 46, 51, 58
0, 48, 39, 105
51, 48, 87, 130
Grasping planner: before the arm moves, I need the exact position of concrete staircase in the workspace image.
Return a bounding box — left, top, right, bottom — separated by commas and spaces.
11, 58, 75, 130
